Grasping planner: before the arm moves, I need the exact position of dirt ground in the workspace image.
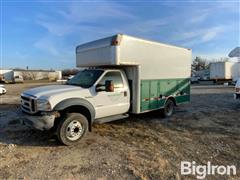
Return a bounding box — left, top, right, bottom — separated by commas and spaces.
0, 83, 239, 179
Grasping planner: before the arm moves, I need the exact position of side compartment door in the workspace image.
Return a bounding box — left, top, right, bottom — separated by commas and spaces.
140, 80, 159, 112
150, 80, 159, 109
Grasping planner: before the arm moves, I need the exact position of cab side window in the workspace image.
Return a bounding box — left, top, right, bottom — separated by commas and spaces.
99, 72, 124, 88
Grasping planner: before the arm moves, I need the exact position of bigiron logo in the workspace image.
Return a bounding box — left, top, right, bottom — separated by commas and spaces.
180, 161, 237, 179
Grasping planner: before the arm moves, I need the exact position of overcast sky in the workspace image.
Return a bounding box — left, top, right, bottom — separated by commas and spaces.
1, 0, 240, 70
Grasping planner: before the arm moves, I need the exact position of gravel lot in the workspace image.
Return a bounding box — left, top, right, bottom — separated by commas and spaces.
0, 83, 239, 179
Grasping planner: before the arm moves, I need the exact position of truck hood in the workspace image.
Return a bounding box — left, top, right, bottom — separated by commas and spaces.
22, 84, 94, 111
22, 85, 83, 98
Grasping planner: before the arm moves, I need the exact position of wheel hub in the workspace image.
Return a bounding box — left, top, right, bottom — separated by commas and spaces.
66, 120, 83, 141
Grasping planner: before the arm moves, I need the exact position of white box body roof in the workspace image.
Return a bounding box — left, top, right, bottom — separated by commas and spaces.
76, 34, 192, 79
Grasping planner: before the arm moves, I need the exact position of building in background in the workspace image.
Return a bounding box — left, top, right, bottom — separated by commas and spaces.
0, 69, 62, 83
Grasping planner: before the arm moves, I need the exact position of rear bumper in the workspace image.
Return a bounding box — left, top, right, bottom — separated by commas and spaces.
20, 110, 56, 131
234, 93, 240, 100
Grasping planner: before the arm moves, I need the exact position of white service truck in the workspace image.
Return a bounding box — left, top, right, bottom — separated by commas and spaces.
21, 34, 191, 145
234, 78, 240, 100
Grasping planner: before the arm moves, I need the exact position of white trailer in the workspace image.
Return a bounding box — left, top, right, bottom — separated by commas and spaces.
210, 62, 240, 82
20, 34, 191, 145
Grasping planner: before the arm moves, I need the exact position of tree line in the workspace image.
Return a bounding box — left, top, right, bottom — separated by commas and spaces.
192, 57, 229, 71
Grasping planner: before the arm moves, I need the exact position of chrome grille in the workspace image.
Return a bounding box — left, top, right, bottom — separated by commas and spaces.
21, 94, 37, 114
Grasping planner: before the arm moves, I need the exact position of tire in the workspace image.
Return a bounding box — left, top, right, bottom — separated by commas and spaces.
162, 99, 175, 117
57, 113, 88, 146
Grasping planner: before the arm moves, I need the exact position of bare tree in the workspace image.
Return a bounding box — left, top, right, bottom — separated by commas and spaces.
21, 71, 38, 80
29, 72, 38, 80
192, 57, 209, 71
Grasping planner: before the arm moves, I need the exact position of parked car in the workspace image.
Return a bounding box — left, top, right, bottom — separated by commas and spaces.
0, 85, 6, 95
234, 78, 240, 100
191, 76, 200, 84
20, 34, 191, 145
14, 75, 24, 83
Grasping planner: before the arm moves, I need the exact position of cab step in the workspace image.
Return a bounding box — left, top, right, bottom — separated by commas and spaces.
95, 114, 129, 124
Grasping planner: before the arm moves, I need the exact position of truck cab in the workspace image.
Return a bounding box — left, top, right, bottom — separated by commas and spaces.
234, 78, 240, 100
21, 68, 131, 145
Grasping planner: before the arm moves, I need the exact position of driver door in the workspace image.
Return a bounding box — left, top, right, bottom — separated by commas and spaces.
93, 71, 130, 119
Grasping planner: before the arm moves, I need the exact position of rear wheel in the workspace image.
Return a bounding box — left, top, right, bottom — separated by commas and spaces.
57, 113, 88, 146
162, 99, 175, 117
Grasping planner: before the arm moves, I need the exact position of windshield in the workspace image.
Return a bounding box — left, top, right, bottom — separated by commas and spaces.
66, 69, 103, 88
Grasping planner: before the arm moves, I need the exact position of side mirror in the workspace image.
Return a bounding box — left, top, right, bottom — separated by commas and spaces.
96, 84, 104, 92
105, 80, 114, 92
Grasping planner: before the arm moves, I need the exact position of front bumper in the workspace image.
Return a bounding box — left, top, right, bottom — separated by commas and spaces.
20, 111, 56, 131
234, 93, 240, 100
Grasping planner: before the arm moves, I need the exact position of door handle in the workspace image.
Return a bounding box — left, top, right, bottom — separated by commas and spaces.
120, 91, 127, 96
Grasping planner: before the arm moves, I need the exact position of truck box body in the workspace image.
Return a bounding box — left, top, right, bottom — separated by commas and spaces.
232, 62, 240, 81
76, 34, 191, 113
210, 62, 239, 81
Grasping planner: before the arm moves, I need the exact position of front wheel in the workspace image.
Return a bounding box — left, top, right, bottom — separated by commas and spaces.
57, 113, 88, 146
161, 99, 175, 117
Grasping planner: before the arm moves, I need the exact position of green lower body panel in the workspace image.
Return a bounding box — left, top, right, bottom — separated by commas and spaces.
175, 95, 190, 104
140, 78, 190, 112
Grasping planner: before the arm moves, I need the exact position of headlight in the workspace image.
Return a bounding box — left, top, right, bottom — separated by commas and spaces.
37, 99, 51, 111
